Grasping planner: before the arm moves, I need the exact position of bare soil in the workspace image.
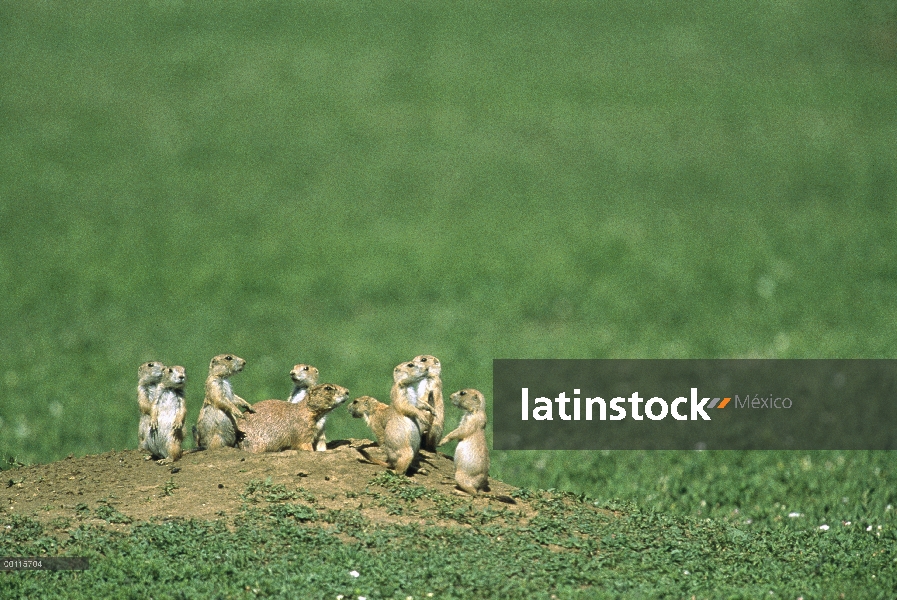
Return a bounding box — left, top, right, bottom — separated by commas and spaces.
0, 440, 530, 531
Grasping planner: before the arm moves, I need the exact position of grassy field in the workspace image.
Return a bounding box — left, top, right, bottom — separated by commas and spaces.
1, 0, 896, 596
1, 475, 894, 599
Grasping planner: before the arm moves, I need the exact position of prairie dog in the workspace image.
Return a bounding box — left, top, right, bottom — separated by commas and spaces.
412, 354, 444, 452
137, 361, 166, 453
237, 383, 349, 452
390, 361, 434, 436
194, 354, 251, 450
287, 364, 319, 403
347, 395, 420, 476
439, 389, 490, 496
145, 365, 187, 462
286, 363, 323, 449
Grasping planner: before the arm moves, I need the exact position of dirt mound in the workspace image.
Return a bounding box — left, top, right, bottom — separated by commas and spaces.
0, 440, 525, 530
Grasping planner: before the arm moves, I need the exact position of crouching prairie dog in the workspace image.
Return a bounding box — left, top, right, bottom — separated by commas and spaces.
347, 395, 420, 476
236, 383, 349, 452
194, 354, 252, 450
137, 361, 166, 453
440, 389, 514, 503
145, 365, 187, 463
390, 361, 434, 436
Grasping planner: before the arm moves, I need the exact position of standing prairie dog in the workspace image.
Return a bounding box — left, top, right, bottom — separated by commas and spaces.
439, 389, 491, 496
287, 364, 319, 403
237, 383, 349, 452
194, 354, 252, 450
390, 361, 434, 436
145, 365, 187, 463
412, 355, 444, 452
347, 395, 420, 476
137, 361, 166, 453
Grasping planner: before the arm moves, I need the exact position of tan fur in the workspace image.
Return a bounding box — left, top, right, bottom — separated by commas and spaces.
347, 395, 421, 475
412, 355, 444, 452
286, 363, 324, 450
237, 383, 349, 452
287, 364, 319, 403
137, 361, 166, 453
390, 361, 433, 436
194, 354, 251, 450
145, 366, 187, 462
439, 389, 490, 496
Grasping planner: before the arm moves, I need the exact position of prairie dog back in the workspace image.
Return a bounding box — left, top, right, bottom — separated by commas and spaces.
238, 383, 349, 452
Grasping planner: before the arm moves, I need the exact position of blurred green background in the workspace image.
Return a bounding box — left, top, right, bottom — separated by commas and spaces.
1, 1, 896, 525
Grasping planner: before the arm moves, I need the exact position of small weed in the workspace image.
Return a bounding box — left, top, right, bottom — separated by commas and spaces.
268, 503, 316, 522
295, 487, 317, 504
242, 479, 300, 503
94, 504, 132, 524
368, 471, 428, 501
320, 509, 368, 530
49, 516, 72, 530
511, 487, 535, 501
160, 478, 179, 497
6, 457, 26, 469
368, 470, 407, 489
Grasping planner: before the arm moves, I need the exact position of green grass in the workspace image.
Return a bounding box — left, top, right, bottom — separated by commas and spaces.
1, 477, 895, 599
1, 0, 895, 464
498, 450, 897, 528
1, 0, 896, 595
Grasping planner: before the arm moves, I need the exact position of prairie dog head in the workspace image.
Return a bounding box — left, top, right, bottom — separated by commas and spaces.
162, 365, 186, 390
412, 354, 441, 377
306, 383, 350, 412
347, 395, 384, 418
290, 364, 319, 386
449, 389, 486, 413
209, 354, 246, 378
138, 361, 166, 386
393, 361, 426, 386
